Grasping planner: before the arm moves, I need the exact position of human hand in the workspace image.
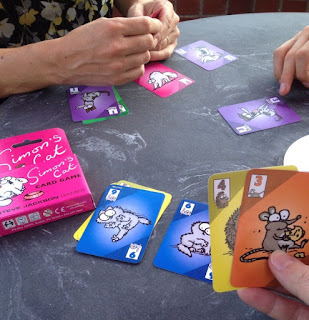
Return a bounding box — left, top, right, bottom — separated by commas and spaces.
127, 0, 180, 61
53, 16, 162, 86
273, 26, 309, 96
237, 250, 309, 319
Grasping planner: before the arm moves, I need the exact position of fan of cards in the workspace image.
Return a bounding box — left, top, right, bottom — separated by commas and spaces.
67, 40, 301, 133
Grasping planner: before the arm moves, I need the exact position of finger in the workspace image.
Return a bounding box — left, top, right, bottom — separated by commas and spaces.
121, 16, 162, 36
149, 41, 177, 61
238, 288, 309, 320
273, 38, 297, 81
279, 31, 309, 95
295, 40, 309, 83
154, 27, 179, 51
269, 250, 309, 305
122, 34, 157, 55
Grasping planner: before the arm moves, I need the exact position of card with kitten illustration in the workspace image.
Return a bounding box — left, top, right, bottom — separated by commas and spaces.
153, 200, 212, 282
134, 62, 194, 98
68, 85, 120, 122
175, 40, 238, 71
82, 87, 129, 124
231, 168, 309, 288
208, 165, 297, 292
218, 96, 301, 135
76, 185, 164, 263
73, 180, 172, 241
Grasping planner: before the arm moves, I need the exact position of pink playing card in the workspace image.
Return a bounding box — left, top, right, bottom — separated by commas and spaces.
135, 62, 194, 98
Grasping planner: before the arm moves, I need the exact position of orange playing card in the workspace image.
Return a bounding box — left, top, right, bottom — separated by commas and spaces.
231, 169, 309, 288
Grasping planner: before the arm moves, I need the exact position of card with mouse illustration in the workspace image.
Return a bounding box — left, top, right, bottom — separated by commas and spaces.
231, 168, 309, 288
154, 200, 212, 282
76, 184, 165, 263
218, 96, 301, 135
68, 85, 120, 122
134, 62, 194, 98
73, 180, 172, 241
175, 40, 238, 71
208, 165, 297, 292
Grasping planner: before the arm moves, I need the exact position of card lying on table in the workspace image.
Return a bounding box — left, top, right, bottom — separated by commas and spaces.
134, 62, 194, 98
208, 165, 297, 292
68, 85, 120, 122
218, 96, 301, 135
76, 184, 165, 263
73, 180, 172, 241
154, 200, 212, 282
175, 40, 238, 71
231, 169, 309, 288
82, 87, 129, 124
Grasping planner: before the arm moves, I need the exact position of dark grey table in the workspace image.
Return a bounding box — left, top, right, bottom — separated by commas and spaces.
1, 12, 309, 320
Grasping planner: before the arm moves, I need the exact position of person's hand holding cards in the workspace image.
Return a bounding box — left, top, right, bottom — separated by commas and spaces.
238, 250, 309, 319
127, 0, 180, 61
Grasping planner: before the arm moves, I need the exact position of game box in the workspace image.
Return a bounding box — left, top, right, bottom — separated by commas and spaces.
0, 128, 95, 236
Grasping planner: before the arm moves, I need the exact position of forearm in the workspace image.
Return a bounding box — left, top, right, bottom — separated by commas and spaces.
0, 40, 61, 98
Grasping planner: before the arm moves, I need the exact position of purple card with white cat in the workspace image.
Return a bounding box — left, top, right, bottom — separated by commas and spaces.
134, 62, 194, 98
175, 40, 238, 71
68, 86, 119, 122
218, 96, 301, 135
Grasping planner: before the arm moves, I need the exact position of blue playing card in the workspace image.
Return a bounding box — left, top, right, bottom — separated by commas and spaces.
154, 200, 212, 282
76, 185, 165, 263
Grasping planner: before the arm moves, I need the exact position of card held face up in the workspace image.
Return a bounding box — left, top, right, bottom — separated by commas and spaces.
154, 200, 212, 282
76, 185, 165, 263
208, 165, 297, 292
134, 62, 194, 98
218, 96, 301, 135
231, 169, 309, 288
68, 85, 119, 122
175, 40, 238, 71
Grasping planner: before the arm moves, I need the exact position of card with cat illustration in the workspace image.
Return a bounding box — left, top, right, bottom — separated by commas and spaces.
82, 87, 129, 124
73, 180, 172, 241
208, 165, 297, 292
76, 185, 164, 263
231, 168, 309, 288
68, 85, 119, 122
134, 62, 194, 98
175, 40, 238, 71
218, 96, 301, 135
154, 200, 212, 282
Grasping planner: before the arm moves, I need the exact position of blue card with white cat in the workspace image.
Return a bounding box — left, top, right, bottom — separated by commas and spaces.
76, 184, 165, 263
153, 200, 212, 282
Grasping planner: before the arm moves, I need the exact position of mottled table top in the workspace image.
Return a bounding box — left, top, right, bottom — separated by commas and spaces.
1, 12, 309, 320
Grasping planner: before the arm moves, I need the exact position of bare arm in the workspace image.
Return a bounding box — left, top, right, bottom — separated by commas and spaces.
0, 16, 161, 98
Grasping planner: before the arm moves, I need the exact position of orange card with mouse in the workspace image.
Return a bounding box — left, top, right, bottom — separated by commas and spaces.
231, 169, 309, 288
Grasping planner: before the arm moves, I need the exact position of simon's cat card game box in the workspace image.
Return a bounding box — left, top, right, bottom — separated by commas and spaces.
0, 128, 95, 236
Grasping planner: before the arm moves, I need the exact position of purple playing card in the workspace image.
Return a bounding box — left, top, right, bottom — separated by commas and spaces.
175, 40, 238, 71
218, 96, 301, 135
68, 86, 119, 122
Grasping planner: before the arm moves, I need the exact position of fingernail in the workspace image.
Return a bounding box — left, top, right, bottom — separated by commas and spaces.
153, 38, 158, 48
279, 82, 287, 95
270, 250, 295, 271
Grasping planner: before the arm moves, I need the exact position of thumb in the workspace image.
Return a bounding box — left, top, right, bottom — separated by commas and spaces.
268, 250, 309, 304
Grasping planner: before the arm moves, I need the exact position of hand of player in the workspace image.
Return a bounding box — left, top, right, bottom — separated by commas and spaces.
127, 0, 180, 61
273, 26, 309, 96
237, 250, 309, 319
53, 16, 162, 86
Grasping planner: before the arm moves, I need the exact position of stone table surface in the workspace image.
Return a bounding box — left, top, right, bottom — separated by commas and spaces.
1, 12, 309, 320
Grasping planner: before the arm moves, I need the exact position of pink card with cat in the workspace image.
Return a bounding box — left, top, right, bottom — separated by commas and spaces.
134, 62, 194, 98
